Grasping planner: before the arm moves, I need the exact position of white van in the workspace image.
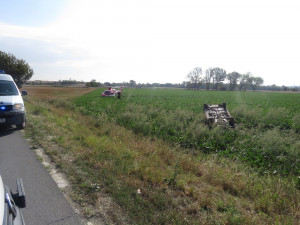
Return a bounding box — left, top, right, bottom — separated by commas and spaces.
0, 73, 26, 129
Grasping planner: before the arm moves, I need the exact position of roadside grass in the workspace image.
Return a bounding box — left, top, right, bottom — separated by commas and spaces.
23, 87, 300, 224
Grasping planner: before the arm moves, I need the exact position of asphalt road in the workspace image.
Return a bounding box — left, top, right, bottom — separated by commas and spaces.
0, 126, 84, 225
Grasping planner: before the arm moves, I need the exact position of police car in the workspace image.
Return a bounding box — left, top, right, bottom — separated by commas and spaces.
0, 71, 26, 129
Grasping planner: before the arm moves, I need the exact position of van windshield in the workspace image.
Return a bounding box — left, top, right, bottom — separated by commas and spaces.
0, 80, 19, 96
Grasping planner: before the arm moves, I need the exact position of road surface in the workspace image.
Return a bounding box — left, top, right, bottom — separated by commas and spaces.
0, 126, 84, 225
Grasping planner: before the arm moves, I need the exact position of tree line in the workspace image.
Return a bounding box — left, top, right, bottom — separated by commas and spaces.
1, 50, 298, 92
186, 67, 264, 91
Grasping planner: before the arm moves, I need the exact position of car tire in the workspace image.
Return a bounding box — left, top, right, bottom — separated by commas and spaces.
17, 118, 26, 129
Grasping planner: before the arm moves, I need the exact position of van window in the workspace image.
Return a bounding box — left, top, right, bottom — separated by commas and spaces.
0, 80, 19, 96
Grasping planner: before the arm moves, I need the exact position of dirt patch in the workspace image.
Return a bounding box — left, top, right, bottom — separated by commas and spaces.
21, 86, 97, 99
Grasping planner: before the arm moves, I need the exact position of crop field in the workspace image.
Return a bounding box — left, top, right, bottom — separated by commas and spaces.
75, 88, 300, 177
24, 87, 300, 224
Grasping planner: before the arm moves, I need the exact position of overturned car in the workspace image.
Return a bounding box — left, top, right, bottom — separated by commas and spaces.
204, 103, 235, 128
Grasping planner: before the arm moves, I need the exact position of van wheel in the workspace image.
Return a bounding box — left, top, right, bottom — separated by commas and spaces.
17, 120, 26, 129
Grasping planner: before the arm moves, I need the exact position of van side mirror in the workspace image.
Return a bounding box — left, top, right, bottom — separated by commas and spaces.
21, 91, 27, 96
11, 178, 26, 208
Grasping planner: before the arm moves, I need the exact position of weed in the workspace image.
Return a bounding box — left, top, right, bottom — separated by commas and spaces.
292, 113, 300, 133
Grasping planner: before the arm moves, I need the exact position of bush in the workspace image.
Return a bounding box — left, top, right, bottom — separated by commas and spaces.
231, 106, 262, 128
291, 113, 300, 133
255, 128, 299, 175
263, 107, 291, 129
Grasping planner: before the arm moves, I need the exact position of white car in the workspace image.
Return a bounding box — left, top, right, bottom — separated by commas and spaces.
0, 175, 26, 225
0, 72, 26, 129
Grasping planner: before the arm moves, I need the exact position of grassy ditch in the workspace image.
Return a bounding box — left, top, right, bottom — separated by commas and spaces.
24, 87, 300, 224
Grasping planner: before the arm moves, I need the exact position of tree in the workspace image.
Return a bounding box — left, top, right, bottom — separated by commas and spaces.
205, 68, 214, 90
238, 72, 263, 91
185, 81, 192, 89
250, 77, 264, 91
281, 85, 289, 91
211, 67, 226, 90
129, 80, 136, 87
86, 79, 98, 87
186, 67, 203, 90
227, 71, 241, 91
239, 73, 251, 91
0, 50, 34, 87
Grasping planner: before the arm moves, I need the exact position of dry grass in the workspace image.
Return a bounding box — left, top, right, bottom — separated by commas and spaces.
24, 87, 300, 225
21, 86, 96, 99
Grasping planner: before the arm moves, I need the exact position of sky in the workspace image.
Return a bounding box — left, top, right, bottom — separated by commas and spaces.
0, 0, 299, 86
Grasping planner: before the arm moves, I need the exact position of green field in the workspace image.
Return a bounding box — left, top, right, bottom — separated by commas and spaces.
24, 87, 300, 224
75, 88, 300, 177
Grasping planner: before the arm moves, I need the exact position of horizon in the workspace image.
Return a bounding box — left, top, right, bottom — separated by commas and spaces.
26, 78, 300, 88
